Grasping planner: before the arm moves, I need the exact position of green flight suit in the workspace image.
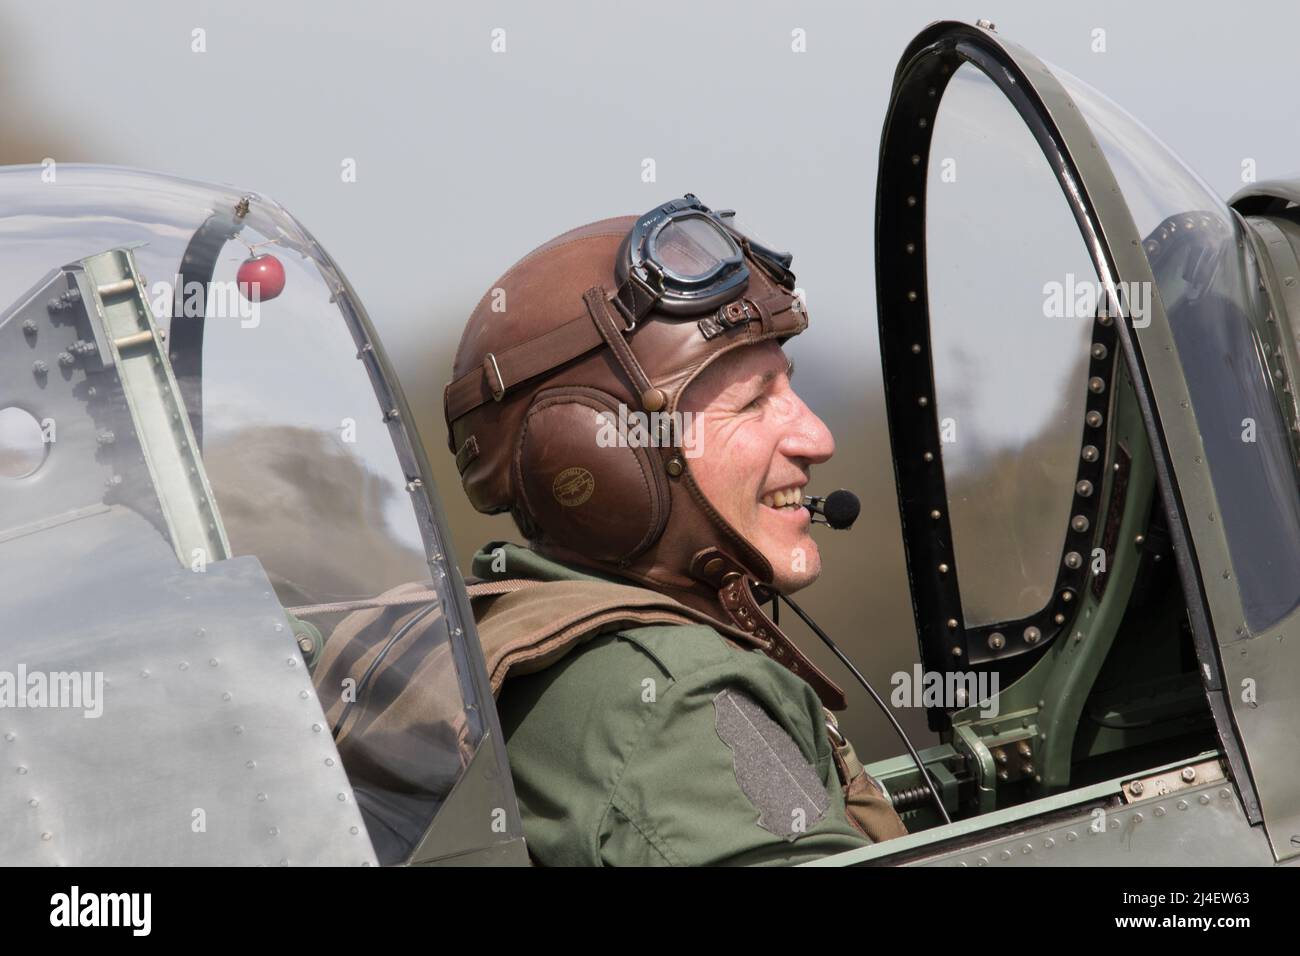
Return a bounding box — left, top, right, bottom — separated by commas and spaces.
471, 542, 875, 866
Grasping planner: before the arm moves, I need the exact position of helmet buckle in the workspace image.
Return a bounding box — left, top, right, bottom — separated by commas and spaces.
698, 299, 755, 340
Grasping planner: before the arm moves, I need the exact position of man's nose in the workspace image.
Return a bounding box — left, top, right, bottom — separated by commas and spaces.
782, 392, 835, 464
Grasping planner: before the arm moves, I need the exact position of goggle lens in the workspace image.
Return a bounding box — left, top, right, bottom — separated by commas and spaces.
652, 216, 739, 280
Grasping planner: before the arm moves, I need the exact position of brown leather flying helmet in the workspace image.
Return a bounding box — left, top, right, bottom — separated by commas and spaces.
444, 195, 846, 709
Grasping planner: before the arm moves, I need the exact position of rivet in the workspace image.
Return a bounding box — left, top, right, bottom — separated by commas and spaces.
1024, 626, 1041, 644
911, 343, 922, 354
951, 646, 963, 658
938, 563, 949, 574
1091, 343, 1108, 360
907, 290, 918, 302
1085, 410, 1103, 428
918, 395, 928, 407
1054, 613, 1065, 624
930, 509, 941, 520
1071, 515, 1090, 533
665, 456, 684, 477
988, 632, 1005, 650
1081, 445, 1099, 462
923, 451, 934, 463
946, 618, 958, 630
1076, 480, 1093, 497
1064, 552, 1082, 569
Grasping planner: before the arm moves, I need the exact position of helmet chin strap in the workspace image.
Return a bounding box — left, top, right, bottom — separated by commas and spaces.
687, 548, 847, 710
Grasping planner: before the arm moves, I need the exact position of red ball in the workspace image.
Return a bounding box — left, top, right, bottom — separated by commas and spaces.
237, 253, 286, 302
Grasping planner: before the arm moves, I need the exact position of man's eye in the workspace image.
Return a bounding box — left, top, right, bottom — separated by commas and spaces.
744, 395, 764, 411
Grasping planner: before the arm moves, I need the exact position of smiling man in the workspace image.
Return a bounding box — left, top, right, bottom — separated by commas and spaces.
443, 196, 906, 865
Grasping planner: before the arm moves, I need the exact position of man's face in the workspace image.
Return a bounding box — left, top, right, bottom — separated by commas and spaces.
680, 341, 836, 593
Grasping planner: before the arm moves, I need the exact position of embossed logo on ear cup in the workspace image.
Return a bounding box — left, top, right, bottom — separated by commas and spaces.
514, 386, 670, 565
552, 467, 595, 507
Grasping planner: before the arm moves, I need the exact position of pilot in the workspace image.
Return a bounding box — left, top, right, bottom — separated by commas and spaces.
442, 196, 907, 865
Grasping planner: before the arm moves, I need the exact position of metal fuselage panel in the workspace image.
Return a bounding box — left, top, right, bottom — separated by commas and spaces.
0, 509, 376, 865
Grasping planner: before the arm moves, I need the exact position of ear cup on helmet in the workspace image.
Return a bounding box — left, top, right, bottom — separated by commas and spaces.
513, 386, 671, 565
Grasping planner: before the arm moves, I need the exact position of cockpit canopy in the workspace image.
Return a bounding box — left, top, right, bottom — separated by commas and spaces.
0, 165, 517, 865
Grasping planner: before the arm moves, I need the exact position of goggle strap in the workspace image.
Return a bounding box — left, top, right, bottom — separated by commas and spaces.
583, 287, 666, 413
611, 270, 663, 329
444, 309, 606, 423
444, 285, 800, 425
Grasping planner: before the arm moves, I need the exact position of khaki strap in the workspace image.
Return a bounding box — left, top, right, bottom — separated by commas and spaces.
467, 578, 764, 697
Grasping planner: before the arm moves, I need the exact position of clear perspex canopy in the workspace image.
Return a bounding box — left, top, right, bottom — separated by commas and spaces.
0, 165, 519, 865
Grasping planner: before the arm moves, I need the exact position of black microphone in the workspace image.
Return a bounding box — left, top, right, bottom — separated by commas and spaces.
803, 490, 860, 529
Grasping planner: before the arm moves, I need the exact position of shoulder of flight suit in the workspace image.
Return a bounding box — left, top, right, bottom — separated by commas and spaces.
495, 619, 873, 866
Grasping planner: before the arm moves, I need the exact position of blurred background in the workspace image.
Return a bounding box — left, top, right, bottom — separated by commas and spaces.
3, 0, 1296, 759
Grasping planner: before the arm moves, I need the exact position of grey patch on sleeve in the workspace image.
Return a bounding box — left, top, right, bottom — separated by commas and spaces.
713, 688, 829, 841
